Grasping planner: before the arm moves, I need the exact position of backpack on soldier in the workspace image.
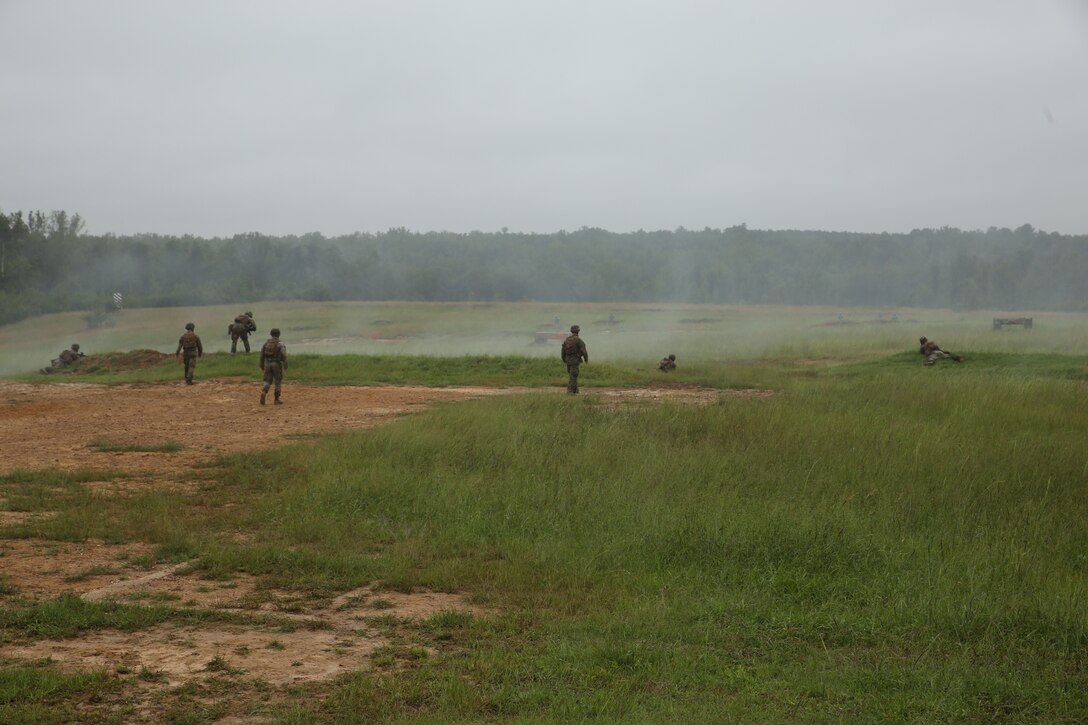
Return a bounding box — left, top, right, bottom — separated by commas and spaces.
561, 335, 580, 359
261, 339, 282, 362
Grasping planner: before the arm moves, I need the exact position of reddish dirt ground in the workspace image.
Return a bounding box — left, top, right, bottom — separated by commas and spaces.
0, 380, 761, 699
0, 381, 515, 474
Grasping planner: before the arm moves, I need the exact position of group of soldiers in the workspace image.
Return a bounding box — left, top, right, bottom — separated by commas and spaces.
174, 312, 288, 403
559, 325, 679, 395
39, 315, 962, 400
557, 328, 964, 394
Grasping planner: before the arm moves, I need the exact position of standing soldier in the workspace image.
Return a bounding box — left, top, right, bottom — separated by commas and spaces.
560, 324, 588, 394
229, 311, 257, 354
175, 322, 203, 385
259, 328, 288, 405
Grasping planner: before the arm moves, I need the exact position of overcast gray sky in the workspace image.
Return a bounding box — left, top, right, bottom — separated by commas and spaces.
1, 0, 1086, 237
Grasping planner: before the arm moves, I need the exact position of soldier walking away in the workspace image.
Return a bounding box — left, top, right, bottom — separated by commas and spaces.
561, 325, 588, 394
658, 354, 677, 372
175, 322, 203, 385
40, 344, 84, 374
919, 336, 963, 365
229, 311, 257, 353
259, 328, 288, 405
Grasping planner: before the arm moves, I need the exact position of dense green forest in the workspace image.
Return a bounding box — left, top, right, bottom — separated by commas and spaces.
1, 209, 1084, 326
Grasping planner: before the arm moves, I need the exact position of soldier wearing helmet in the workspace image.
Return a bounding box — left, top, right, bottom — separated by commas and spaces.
40, 343, 85, 374
658, 353, 677, 372
175, 323, 204, 385
259, 327, 288, 405
229, 311, 257, 354
918, 335, 962, 365
560, 324, 588, 394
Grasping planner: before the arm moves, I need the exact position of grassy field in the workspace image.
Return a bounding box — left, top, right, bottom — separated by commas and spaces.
2, 304, 1088, 721
5, 300, 1088, 378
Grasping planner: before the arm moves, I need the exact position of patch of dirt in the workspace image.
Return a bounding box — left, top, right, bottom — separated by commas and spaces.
591, 387, 772, 403
5, 557, 482, 688
0, 539, 156, 598
6, 623, 383, 688
0, 379, 766, 701
0, 382, 763, 476
0, 382, 512, 475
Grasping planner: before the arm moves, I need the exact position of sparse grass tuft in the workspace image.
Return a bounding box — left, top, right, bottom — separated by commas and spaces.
203, 655, 245, 676
137, 666, 166, 682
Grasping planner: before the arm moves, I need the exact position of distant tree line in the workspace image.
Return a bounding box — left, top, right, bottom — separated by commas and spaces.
1, 210, 1085, 326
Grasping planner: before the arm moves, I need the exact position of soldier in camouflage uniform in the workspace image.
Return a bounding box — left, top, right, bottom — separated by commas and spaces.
259, 328, 288, 405
658, 354, 676, 372
175, 322, 203, 385
560, 325, 588, 394
229, 311, 257, 354
919, 336, 962, 365
40, 344, 84, 374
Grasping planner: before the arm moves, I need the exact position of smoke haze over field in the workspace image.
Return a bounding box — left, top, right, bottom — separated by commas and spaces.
1, 1, 1087, 236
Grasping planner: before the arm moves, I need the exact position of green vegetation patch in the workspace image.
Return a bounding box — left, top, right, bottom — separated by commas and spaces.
0, 661, 117, 723
0, 469, 127, 517
0, 593, 312, 641
16, 351, 751, 389
5, 354, 1088, 719
87, 439, 184, 453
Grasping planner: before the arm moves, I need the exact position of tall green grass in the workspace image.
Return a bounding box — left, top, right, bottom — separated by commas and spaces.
4, 356, 1087, 719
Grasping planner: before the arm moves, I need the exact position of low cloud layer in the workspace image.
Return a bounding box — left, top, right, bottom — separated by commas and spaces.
2, 0, 1086, 236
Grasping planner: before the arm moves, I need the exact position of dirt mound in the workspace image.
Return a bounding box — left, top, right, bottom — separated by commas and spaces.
78, 349, 172, 373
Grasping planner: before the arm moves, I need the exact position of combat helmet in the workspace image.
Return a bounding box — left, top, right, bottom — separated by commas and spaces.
270, 328, 281, 337
570, 324, 580, 333
667, 354, 676, 361
919, 336, 927, 344
71, 343, 80, 351
185, 322, 195, 330
245, 311, 253, 317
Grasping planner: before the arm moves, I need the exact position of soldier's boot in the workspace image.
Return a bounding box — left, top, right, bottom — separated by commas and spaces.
260, 390, 267, 405
274, 393, 283, 405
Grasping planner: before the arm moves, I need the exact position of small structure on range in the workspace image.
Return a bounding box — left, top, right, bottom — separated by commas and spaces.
993, 317, 1033, 331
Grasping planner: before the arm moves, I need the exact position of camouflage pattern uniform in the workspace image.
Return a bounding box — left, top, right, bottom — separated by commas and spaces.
40, 344, 83, 374
658, 354, 676, 372
561, 326, 588, 394
229, 312, 257, 353
175, 323, 203, 385
919, 337, 961, 365
259, 329, 288, 405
